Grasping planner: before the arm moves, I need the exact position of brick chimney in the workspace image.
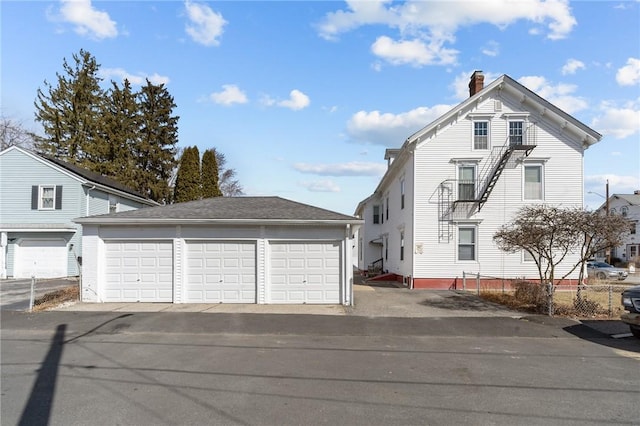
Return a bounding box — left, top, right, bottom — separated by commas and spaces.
469, 70, 484, 97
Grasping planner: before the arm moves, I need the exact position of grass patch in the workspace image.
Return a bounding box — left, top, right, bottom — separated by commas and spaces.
32, 285, 79, 312
479, 292, 542, 314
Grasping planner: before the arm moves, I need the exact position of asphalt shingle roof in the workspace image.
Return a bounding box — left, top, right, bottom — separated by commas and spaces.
76, 196, 361, 223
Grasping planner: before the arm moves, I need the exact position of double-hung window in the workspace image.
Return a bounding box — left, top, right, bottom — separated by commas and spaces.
509, 121, 524, 145
386, 196, 389, 221
32, 185, 62, 210
473, 121, 488, 150
109, 194, 119, 213
400, 179, 405, 209
400, 231, 405, 261
524, 164, 543, 200
458, 165, 476, 200
458, 226, 476, 261
373, 205, 381, 224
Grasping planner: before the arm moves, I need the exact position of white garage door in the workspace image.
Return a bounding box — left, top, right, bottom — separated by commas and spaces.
104, 241, 173, 302
185, 241, 256, 303
15, 239, 68, 278
269, 242, 341, 304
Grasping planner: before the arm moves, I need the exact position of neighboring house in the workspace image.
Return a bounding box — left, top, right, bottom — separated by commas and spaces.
355, 71, 602, 289
75, 196, 362, 305
597, 191, 640, 264
0, 146, 157, 279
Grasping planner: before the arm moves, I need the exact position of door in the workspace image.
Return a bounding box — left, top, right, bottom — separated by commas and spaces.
15, 239, 68, 278
185, 241, 256, 303
269, 241, 341, 304
104, 241, 173, 302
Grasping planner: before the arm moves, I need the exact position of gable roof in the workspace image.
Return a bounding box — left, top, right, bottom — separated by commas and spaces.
0, 146, 157, 205
363, 73, 603, 201
75, 196, 363, 226
613, 193, 640, 206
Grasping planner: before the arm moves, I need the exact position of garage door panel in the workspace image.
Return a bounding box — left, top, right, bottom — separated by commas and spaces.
104, 241, 173, 302
269, 242, 341, 304
185, 241, 256, 303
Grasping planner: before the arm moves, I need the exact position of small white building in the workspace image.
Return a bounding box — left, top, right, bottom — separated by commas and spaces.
355, 72, 602, 288
76, 196, 362, 305
598, 191, 640, 264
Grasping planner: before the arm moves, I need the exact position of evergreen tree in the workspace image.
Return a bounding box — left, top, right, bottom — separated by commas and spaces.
96, 79, 139, 183
174, 146, 202, 202
134, 79, 179, 203
34, 49, 104, 166
201, 148, 222, 198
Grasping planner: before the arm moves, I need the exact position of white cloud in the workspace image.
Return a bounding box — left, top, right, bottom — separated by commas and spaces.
561, 58, 585, 75
184, 0, 226, 46
591, 100, 640, 139
518, 75, 588, 113
317, 0, 576, 66
209, 84, 248, 106
616, 58, 640, 86
57, 0, 118, 39
294, 162, 386, 177
585, 174, 640, 195
481, 41, 500, 57
100, 68, 170, 86
299, 180, 341, 193
262, 90, 310, 110
371, 36, 458, 66
347, 104, 453, 146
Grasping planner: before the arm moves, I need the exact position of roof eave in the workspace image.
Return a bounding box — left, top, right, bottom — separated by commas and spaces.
74, 218, 364, 226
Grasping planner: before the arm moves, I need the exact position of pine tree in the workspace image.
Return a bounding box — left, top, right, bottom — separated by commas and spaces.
34, 49, 104, 166
174, 146, 202, 202
134, 79, 179, 203
96, 79, 139, 182
201, 148, 222, 198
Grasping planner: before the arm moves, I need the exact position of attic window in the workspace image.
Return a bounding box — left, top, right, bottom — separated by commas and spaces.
32, 185, 62, 210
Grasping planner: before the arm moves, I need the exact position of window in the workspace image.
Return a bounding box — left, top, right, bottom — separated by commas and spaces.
400, 231, 404, 261
359, 239, 363, 261
400, 179, 405, 209
384, 236, 388, 260
631, 221, 637, 235
31, 185, 62, 210
373, 205, 380, 224
458, 226, 476, 261
523, 250, 535, 262
386, 196, 389, 221
458, 165, 475, 200
109, 195, 119, 213
621, 206, 628, 217
524, 165, 543, 200
473, 121, 488, 150
509, 121, 524, 145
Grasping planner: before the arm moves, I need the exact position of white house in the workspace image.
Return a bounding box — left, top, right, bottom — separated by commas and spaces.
355, 71, 602, 289
598, 191, 640, 264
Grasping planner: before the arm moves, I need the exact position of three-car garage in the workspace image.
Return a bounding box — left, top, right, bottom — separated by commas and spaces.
77, 197, 361, 306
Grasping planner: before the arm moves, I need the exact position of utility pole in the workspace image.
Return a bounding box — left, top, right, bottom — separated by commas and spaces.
606, 179, 611, 264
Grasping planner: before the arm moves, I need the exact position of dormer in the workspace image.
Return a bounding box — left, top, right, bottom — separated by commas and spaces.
384, 149, 401, 167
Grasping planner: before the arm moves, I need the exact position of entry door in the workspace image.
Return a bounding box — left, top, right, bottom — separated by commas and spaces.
185, 241, 256, 303
104, 241, 173, 302
269, 241, 341, 304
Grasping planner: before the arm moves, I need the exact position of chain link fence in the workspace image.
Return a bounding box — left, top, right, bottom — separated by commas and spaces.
461, 272, 628, 318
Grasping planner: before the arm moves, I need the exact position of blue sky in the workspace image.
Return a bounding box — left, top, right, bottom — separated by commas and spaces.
2, 0, 639, 215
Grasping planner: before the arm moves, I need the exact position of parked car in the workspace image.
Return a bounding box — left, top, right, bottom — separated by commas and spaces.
621, 285, 640, 338
586, 261, 628, 281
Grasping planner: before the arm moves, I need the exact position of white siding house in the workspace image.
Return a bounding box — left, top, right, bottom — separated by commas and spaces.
0, 146, 157, 279
356, 72, 602, 289
598, 192, 640, 265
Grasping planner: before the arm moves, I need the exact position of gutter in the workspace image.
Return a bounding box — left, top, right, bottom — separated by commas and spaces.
74, 218, 365, 227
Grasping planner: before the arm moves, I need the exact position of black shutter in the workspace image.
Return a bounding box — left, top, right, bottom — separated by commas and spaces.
55, 186, 63, 210
31, 186, 38, 209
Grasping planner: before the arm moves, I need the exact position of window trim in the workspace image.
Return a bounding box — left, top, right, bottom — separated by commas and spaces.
458, 164, 476, 201
373, 205, 380, 224
508, 120, 524, 146
400, 179, 405, 209
400, 231, 405, 261
457, 225, 477, 262
472, 120, 489, 150
39, 185, 56, 210
523, 163, 544, 201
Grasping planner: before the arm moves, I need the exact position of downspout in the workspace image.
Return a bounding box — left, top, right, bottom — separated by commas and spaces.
86, 185, 96, 216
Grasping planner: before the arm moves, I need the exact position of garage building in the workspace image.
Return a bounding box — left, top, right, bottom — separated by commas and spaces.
76, 197, 362, 305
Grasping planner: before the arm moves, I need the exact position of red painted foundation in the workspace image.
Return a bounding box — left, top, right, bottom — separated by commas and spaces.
411, 277, 580, 290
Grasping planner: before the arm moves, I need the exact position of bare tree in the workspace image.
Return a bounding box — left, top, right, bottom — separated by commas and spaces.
1, 116, 36, 150
214, 149, 243, 196
493, 205, 629, 286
